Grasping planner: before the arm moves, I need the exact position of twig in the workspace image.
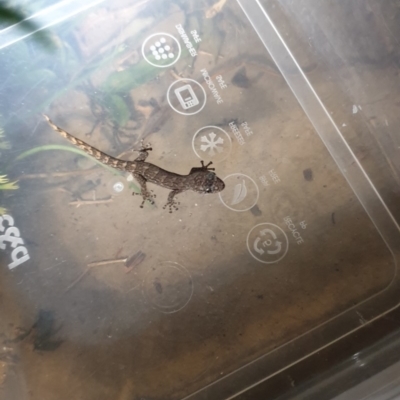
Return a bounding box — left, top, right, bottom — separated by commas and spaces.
87, 258, 126, 267
17, 169, 97, 180
64, 251, 146, 292
69, 198, 113, 207
64, 267, 90, 293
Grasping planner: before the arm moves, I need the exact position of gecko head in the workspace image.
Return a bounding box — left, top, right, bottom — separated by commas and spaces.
200, 172, 225, 194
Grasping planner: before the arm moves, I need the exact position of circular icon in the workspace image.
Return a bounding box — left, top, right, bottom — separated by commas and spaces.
219, 173, 259, 211
142, 33, 181, 68
192, 126, 232, 164
142, 261, 194, 313
107, 176, 127, 196
167, 78, 207, 115
247, 223, 289, 264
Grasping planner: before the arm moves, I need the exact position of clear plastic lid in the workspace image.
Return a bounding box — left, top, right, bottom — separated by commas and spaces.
1, 1, 400, 399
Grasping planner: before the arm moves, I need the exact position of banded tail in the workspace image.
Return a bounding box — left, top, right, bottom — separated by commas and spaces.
43, 115, 131, 171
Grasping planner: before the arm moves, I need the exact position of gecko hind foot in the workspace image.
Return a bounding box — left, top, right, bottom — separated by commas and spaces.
134, 191, 156, 207
163, 200, 180, 213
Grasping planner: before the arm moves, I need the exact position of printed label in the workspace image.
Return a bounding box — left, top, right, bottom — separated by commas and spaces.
216, 75, 228, 89
0, 214, 30, 269
190, 30, 202, 44
283, 216, 305, 245
228, 121, 245, 145
175, 24, 198, 57
269, 169, 281, 184
228, 120, 254, 145
241, 121, 254, 136
259, 175, 270, 187
200, 69, 224, 104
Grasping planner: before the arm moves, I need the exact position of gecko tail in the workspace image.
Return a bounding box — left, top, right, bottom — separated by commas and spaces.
43, 114, 131, 171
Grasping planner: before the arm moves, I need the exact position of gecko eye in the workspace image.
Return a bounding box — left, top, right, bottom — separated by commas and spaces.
205, 187, 212, 193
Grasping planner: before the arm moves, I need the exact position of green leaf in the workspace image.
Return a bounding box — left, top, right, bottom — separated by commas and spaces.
0, 128, 10, 149
15, 145, 140, 193
15, 68, 57, 89
0, 181, 18, 190
0, 4, 37, 30
0, 4, 56, 51
102, 60, 158, 93
107, 94, 131, 127
15, 144, 119, 174
0, 175, 18, 190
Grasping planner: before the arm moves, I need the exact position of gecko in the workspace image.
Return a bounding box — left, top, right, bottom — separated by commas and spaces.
43, 115, 225, 212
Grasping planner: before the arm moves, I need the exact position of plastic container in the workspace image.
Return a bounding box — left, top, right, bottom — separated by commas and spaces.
1, 0, 400, 399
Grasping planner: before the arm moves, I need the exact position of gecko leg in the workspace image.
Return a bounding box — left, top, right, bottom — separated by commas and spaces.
134, 140, 152, 162
189, 160, 215, 174
201, 160, 215, 170
133, 174, 156, 207
163, 190, 183, 213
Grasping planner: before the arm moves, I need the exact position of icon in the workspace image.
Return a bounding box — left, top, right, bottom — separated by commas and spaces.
167, 78, 206, 115
142, 33, 181, 68
201, 132, 224, 156
150, 38, 174, 60
192, 126, 231, 163
175, 84, 199, 109
254, 229, 281, 255
219, 173, 259, 211
231, 180, 247, 205
142, 261, 194, 314
107, 176, 127, 196
247, 223, 289, 264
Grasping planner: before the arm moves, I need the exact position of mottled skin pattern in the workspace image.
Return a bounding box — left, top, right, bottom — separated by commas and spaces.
43, 115, 225, 212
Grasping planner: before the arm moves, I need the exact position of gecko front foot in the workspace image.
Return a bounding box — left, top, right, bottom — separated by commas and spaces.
134, 140, 152, 162
163, 189, 182, 213
201, 160, 215, 171
142, 192, 156, 208
136, 139, 152, 152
